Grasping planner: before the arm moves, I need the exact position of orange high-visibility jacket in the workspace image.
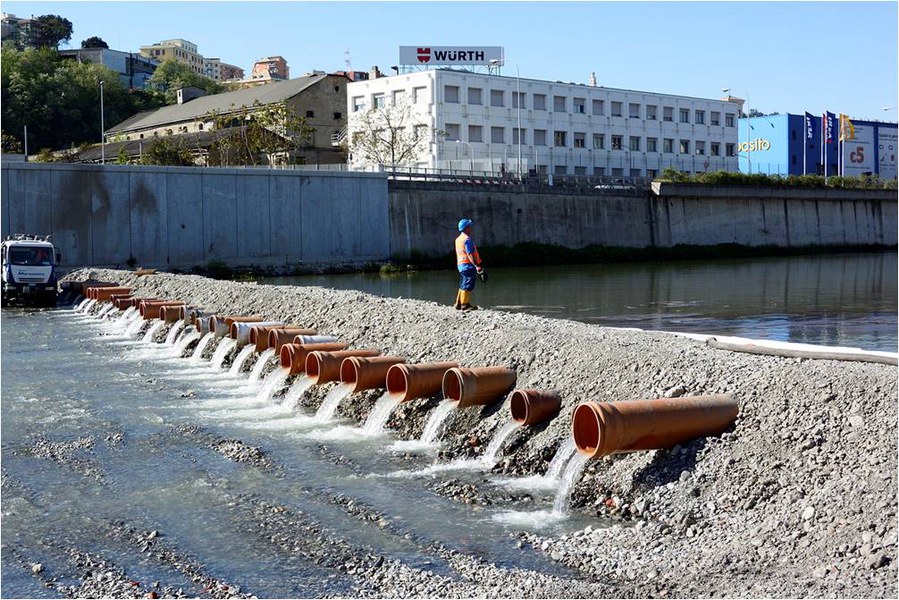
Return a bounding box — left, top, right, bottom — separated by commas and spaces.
455, 233, 481, 268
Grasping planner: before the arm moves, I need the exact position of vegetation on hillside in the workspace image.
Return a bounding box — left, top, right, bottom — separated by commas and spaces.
657, 168, 897, 189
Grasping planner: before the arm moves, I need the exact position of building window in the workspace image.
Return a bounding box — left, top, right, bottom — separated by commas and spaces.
491, 126, 505, 144
573, 97, 586, 114
373, 94, 386, 108
352, 96, 366, 112
413, 86, 427, 103
512, 91, 526, 109
554, 130, 567, 146
679, 139, 690, 154
647, 137, 658, 152
710, 142, 720, 156
533, 94, 547, 110
392, 89, 406, 105
725, 113, 735, 127
611, 101, 623, 117
593, 133, 605, 149
306, 110, 315, 118
726, 143, 735, 156
663, 106, 674, 122
679, 108, 690, 123
629, 103, 641, 118
574, 132, 586, 148
491, 89, 504, 107
629, 136, 640, 151
663, 138, 674, 153
574, 166, 587, 175
592, 99, 604, 115
534, 129, 547, 146
711, 111, 721, 126
445, 86, 460, 103
553, 95, 566, 112
468, 125, 483, 143
647, 169, 657, 179
445, 123, 461, 141
333, 112, 342, 120
554, 164, 567, 175
593, 166, 606, 176
468, 87, 482, 105
695, 110, 705, 125
512, 127, 526, 145
611, 167, 624, 176
695, 140, 706, 155
646, 105, 657, 120
611, 135, 623, 150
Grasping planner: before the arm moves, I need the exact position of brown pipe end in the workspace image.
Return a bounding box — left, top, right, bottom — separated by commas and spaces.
510, 389, 562, 426
340, 356, 406, 393
306, 349, 381, 385
280, 342, 349, 376
385, 361, 460, 402
443, 366, 517, 408
571, 402, 604, 458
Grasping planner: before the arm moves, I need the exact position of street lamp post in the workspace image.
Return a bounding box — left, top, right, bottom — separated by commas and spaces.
99, 79, 106, 164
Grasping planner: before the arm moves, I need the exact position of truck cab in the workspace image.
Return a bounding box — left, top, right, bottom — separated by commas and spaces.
2, 234, 62, 307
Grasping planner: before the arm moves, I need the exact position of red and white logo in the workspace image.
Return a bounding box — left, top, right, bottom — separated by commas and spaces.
417, 47, 431, 63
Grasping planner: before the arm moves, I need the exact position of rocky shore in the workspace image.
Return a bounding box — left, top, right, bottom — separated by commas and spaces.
47, 268, 897, 598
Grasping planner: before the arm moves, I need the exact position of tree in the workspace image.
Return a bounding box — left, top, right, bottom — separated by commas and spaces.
205, 101, 313, 166
28, 15, 73, 49
148, 59, 229, 104
748, 108, 780, 118
348, 100, 432, 170
140, 137, 196, 166
81, 36, 108, 49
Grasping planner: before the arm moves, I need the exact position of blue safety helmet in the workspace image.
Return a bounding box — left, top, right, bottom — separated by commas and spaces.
458, 218, 473, 232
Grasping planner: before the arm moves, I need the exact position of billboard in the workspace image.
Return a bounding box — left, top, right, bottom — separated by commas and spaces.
840, 123, 875, 176
399, 46, 504, 66
878, 126, 897, 180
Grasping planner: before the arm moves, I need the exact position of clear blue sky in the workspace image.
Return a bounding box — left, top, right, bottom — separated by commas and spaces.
5, 1, 898, 121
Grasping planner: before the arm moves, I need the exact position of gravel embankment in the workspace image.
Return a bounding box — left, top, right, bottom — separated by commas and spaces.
58, 268, 897, 598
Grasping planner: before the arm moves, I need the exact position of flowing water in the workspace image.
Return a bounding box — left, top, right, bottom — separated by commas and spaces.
261, 251, 898, 352
482, 420, 522, 465
248, 348, 276, 382
164, 321, 186, 345
314, 383, 355, 422
361, 392, 404, 436
1, 306, 594, 598
229, 345, 256, 375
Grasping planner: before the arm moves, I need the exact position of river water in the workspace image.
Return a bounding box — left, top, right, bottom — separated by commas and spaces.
0, 305, 589, 598
262, 252, 898, 352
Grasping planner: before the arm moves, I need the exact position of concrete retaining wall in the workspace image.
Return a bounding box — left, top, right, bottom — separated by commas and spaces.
1, 163, 389, 269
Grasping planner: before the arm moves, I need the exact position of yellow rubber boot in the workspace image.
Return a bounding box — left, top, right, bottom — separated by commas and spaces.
460, 290, 478, 311
453, 289, 463, 309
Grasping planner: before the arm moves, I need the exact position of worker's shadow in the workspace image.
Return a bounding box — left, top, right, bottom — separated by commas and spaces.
629, 437, 708, 491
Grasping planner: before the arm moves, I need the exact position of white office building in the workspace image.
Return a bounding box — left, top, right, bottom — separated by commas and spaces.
347, 69, 743, 178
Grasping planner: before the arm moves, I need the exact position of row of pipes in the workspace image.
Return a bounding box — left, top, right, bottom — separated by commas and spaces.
80, 281, 740, 459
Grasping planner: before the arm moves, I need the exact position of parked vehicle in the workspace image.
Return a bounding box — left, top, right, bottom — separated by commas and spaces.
594, 179, 637, 191
2, 234, 61, 307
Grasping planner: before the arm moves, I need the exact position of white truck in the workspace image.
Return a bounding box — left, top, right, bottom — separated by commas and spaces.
1, 234, 62, 307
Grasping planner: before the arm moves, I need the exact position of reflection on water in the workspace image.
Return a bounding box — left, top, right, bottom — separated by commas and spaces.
261, 252, 897, 352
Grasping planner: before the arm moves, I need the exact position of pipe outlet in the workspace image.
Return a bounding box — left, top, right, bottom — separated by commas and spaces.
140, 300, 185, 320
293, 334, 340, 346
510, 389, 562, 426
340, 356, 407, 393
80, 282, 117, 298
114, 296, 142, 310
385, 362, 460, 402
160, 305, 184, 323
88, 285, 130, 301
211, 316, 262, 338
305, 349, 381, 385
280, 342, 348, 376
442, 367, 517, 409
108, 293, 133, 308
571, 394, 739, 459
230, 320, 284, 348
268, 327, 317, 354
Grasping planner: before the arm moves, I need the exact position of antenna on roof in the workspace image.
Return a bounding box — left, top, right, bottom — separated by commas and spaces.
344, 49, 352, 72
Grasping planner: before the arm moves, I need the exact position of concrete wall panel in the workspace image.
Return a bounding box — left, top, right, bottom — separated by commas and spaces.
269, 175, 303, 262
130, 171, 168, 265
235, 174, 271, 259
202, 172, 237, 261
90, 170, 132, 265
300, 176, 333, 261
329, 176, 362, 258
166, 172, 203, 265
359, 178, 390, 258
20, 169, 54, 236
51, 168, 92, 266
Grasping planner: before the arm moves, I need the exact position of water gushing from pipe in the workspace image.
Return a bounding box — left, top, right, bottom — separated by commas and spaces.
125, 315, 147, 338
210, 338, 237, 370
190, 332, 215, 363
421, 399, 458, 444
551, 453, 590, 515
255, 368, 289, 404
481, 420, 521, 465
314, 383, 354, 422
546, 438, 577, 480
164, 321, 186, 345
281, 375, 315, 408
361, 392, 403, 436
142, 321, 166, 343
174, 330, 201, 356
229, 346, 256, 376
249, 348, 276, 382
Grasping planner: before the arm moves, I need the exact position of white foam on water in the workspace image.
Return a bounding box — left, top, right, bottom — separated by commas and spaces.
383, 458, 486, 479
255, 368, 289, 404
493, 474, 558, 492
125, 317, 147, 338
552, 453, 590, 515
164, 321, 187, 345
313, 383, 354, 422
489, 508, 567, 529
74, 297, 91, 312
228, 346, 256, 376
209, 338, 237, 370
96, 304, 117, 319
80, 299, 98, 313
281, 375, 315, 408
360, 392, 402, 436
481, 420, 521, 466
241, 413, 319, 430
420, 399, 458, 444
305, 423, 369, 442
118, 306, 138, 322
189, 333, 216, 363
248, 348, 276, 382
142, 321, 166, 343
387, 439, 436, 454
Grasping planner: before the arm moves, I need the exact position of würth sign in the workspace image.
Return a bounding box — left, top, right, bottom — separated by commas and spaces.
399, 46, 504, 67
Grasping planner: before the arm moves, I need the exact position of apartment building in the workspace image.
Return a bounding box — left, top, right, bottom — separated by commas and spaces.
347, 69, 742, 177
59, 48, 158, 89
250, 56, 290, 81
204, 57, 245, 82
139, 38, 205, 76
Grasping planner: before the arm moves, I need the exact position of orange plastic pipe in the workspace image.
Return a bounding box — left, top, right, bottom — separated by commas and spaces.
249, 324, 312, 353
107, 293, 133, 308
305, 349, 381, 385
160, 305, 184, 323
571, 394, 739, 458
340, 356, 407, 393
84, 283, 119, 300
385, 362, 460, 402
210, 315, 263, 338
267, 327, 317, 354
510, 389, 562, 426
442, 367, 517, 409
230, 321, 284, 348
93, 287, 133, 302
280, 342, 348, 376
139, 300, 185, 320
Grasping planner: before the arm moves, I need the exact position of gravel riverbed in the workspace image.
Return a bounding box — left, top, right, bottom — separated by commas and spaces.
36, 268, 899, 597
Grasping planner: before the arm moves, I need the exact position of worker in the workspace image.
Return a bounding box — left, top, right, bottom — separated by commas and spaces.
453, 218, 484, 311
